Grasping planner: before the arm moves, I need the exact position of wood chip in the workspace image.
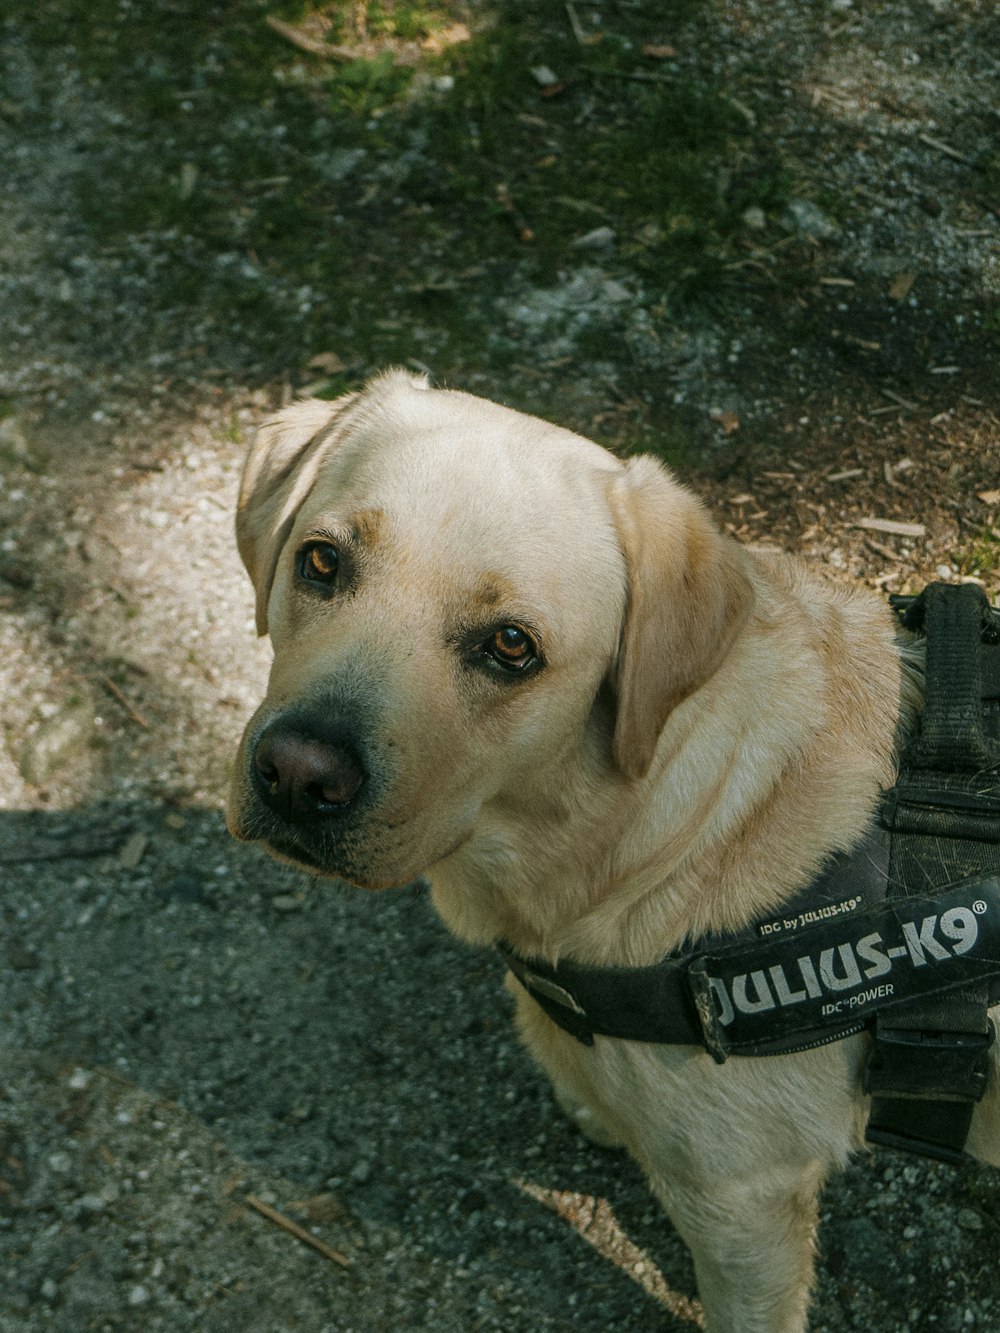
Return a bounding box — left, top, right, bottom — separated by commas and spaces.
118, 831, 149, 870
856, 517, 926, 538
244, 1195, 350, 1269
879, 387, 918, 411
883, 457, 914, 486
710, 410, 740, 435
306, 352, 345, 374
865, 537, 905, 562
978, 490, 1000, 505
888, 271, 917, 301
419, 23, 471, 55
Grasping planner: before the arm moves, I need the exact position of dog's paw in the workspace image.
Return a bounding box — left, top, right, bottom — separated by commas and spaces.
554, 1086, 626, 1149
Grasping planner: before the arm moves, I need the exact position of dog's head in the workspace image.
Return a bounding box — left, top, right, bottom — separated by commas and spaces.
227, 372, 751, 889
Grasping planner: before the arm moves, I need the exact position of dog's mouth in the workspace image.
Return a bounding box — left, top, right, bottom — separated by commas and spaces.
249, 813, 476, 893
261, 829, 367, 883
255, 825, 413, 892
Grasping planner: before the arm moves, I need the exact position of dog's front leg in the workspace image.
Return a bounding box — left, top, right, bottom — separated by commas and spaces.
653, 1163, 825, 1333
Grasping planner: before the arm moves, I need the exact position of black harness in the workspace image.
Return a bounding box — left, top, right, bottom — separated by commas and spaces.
500, 583, 1000, 1163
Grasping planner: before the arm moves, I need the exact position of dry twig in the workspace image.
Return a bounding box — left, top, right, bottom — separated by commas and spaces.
99, 674, 151, 730
265, 16, 358, 62
918, 132, 970, 164
244, 1195, 350, 1269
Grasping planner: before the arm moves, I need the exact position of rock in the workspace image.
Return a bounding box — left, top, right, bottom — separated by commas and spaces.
154, 873, 204, 904
118, 831, 149, 870
271, 892, 305, 912
570, 226, 617, 251
314, 147, 366, 183
18, 700, 96, 786
530, 65, 559, 87
0, 416, 44, 470
6, 944, 39, 971
782, 199, 840, 241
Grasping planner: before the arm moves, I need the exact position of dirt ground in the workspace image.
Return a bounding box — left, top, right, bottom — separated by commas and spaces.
1, 1, 999, 1330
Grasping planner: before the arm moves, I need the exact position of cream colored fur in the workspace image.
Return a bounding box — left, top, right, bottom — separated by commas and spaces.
228, 372, 1000, 1332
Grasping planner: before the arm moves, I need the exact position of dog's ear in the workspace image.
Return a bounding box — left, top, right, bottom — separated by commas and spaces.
608, 455, 754, 780
237, 394, 359, 635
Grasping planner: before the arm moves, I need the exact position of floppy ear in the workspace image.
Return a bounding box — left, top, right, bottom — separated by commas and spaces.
608, 455, 754, 780
236, 394, 359, 635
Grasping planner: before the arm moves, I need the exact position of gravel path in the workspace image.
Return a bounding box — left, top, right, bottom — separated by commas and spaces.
1, 2, 998, 1329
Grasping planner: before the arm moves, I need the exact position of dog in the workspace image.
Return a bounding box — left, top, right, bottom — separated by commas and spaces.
227, 371, 1000, 1331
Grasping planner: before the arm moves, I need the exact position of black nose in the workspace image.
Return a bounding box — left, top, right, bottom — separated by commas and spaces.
252, 723, 366, 820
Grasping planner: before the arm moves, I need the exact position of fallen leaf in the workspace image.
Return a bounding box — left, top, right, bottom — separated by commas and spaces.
977, 489, 1000, 505
643, 44, 677, 59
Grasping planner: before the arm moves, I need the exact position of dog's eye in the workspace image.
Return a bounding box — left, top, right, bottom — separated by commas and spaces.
298, 541, 339, 585
486, 625, 538, 672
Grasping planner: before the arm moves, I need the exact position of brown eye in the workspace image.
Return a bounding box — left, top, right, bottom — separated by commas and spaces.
298, 541, 339, 585
486, 625, 538, 672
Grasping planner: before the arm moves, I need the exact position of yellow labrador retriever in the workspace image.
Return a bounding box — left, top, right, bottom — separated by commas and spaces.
227, 371, 1000, 1331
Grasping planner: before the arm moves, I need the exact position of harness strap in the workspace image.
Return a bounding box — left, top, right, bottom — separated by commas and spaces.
499, 583, 1000, 1165
500, 820, 893, 1049
864, 583, 1000, 1161
502, 874, 1000, 1060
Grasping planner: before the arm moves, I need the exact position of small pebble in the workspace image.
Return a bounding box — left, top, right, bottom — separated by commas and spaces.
271, 893, 304, 912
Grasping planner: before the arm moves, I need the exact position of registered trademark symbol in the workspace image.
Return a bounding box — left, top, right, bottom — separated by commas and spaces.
973, 900, 987, 915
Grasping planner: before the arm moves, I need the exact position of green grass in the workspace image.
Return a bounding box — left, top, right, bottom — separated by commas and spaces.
958, 529, 1000, 581
2, 0, 795, 458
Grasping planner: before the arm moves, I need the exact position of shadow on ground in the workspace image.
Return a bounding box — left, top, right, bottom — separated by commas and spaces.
1, 1, 999, 1329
